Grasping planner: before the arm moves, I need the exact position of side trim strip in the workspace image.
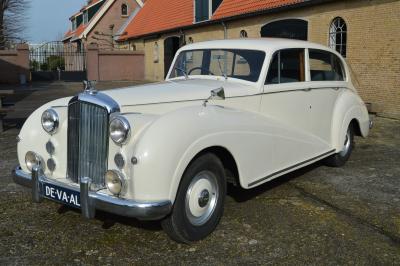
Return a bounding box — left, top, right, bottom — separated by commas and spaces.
248, 149, 336, 187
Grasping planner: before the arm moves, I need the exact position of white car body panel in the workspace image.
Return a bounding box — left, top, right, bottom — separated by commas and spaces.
17, 38, 370, 204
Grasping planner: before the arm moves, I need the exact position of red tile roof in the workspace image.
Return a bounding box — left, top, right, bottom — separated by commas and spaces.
120, 0, 306, 40
212, 0, 305, 20
121, 0, 193, 40
64, 0, 105, 41
64, 23, 87, 40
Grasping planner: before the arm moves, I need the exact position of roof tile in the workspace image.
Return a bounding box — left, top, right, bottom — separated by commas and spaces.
121, 0, 306, 40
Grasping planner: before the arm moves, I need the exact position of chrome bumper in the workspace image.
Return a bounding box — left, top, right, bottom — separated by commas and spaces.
12, 165, 172, 220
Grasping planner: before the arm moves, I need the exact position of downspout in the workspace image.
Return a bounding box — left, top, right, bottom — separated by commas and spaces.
221, 21, 227, 39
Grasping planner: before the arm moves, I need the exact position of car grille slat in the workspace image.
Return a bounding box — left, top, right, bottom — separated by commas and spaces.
67, 101, 109, 188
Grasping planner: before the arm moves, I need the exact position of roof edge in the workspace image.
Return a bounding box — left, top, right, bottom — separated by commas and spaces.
119, 0, 334, 42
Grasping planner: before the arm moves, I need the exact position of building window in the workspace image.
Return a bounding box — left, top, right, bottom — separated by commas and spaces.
261, 19, 308, 41
153, 42, 159, 63
240, 30, 248, 38
83, 11, 89, 24
329, 17, 347, 57
72, 19, 77, 30
121, 4, 128, 16
194, 0, 223, 23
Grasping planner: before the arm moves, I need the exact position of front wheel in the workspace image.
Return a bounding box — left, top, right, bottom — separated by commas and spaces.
324, 125, 354, 167
161, 153, 226, 243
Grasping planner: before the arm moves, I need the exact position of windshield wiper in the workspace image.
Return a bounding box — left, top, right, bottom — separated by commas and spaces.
174, 67, 188, 80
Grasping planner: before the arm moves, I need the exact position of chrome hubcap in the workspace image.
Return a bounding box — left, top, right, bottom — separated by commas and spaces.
340, 129, 351, 156
185, 171, 219, 226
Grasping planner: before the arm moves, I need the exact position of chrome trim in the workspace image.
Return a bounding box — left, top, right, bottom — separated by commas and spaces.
12, 166, 172, 220
369, 120, 373, 129
69, 91, 120, 114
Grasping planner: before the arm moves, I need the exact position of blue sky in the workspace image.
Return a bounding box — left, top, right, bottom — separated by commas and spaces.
28, 0, 85, 43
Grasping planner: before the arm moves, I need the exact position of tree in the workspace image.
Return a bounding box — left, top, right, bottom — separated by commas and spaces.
0, 0, 29, 49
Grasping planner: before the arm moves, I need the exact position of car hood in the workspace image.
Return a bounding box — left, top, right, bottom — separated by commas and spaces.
102, 79, 256, 107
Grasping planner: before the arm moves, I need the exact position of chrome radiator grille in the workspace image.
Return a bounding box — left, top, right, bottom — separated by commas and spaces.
67, 101, 109, 187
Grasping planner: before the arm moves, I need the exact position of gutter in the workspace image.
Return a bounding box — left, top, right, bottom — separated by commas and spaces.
118, 0, 334, 42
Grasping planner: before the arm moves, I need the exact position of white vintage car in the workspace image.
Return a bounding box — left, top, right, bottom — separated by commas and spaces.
13, 38, 371, 243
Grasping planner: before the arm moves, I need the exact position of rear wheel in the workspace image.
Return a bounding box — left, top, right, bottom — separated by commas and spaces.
325, 125, 354, 167
161, 153, 226, 243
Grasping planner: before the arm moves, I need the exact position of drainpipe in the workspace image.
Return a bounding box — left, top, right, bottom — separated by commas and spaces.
221, 21, 227, 39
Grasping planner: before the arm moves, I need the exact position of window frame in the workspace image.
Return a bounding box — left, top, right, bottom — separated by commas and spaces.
329, 17, 347, 58
83, 11, 89, 24
121, 3, 128, 17
265, 48, 307, 85
307, 48, 347, 82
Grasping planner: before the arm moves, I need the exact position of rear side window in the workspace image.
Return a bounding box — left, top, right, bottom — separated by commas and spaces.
309, 49, 345, 81
266, 49, 305, 84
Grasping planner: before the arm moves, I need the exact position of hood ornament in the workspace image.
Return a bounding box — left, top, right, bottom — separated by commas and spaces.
83, 80, 98, 95
203, 87, 225, 107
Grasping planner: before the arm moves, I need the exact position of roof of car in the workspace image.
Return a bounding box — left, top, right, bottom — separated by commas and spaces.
179, 38, 335, 54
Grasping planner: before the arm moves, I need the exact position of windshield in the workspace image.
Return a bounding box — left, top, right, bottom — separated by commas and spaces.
169, 49, 266, 82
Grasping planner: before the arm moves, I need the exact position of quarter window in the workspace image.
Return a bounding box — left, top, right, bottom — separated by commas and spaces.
329, 17, 347, 57
309, 49, 345, 81
266, 49, 305, 84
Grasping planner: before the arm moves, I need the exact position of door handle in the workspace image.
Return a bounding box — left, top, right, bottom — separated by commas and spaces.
302, 88, 312, 92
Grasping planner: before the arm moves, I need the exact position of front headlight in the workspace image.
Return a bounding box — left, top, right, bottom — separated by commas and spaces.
41, 109, 59, 134
109, 116, 131, 144
105, 170, 125, 195
25, 151, 45, 172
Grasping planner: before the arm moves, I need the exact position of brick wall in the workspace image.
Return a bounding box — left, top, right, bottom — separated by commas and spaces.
0, 44, 30, 84
86, 44, 144, 81
85, 0, 141, 50
126, 0, 400, 118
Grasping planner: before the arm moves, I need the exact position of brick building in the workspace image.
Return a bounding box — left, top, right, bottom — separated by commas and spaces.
117, 0, 400, 119
63, 0, 144, 50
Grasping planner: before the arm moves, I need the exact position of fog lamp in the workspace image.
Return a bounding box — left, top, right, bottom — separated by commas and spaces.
25, 151, 45, 172
105, 170, 125, 196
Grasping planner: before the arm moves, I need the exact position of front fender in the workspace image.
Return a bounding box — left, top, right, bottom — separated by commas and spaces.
130, 105, 277, 202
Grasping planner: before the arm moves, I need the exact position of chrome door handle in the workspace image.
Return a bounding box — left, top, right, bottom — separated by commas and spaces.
303, 88, 312, 92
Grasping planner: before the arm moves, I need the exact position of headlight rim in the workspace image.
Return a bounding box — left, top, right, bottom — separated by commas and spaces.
105, 169, 126, 196
109, 115, 131, 145
41, 108, 59, 134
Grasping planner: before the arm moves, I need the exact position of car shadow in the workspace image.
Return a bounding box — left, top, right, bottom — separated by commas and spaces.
227, 161, 323, 203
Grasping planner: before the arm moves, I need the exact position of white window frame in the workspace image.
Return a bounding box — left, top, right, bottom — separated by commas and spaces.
121, 3, 129, 17
83, 11, 89, 24
329, 17, 347, 57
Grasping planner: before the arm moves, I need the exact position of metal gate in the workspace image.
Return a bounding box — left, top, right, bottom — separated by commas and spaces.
30, 41, 86, 81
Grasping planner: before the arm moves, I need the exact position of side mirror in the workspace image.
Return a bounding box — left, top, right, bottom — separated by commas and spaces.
203, 87, 225, 107
210, 87, 225, 100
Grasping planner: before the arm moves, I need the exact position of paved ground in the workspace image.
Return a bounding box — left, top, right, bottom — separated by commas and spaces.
0, 82, 399, 265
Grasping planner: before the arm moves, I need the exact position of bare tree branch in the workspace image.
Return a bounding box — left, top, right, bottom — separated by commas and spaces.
0, 0, 30, 49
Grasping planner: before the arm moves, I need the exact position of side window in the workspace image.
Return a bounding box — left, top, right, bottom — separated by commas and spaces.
309, 49, 345, 81
266, 49, 305, 84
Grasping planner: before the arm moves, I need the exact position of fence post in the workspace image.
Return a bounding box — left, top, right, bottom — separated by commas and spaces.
16, 44, 30, 83
86, 44, 99, 81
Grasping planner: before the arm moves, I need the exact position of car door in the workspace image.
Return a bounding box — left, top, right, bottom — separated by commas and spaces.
306, 49, 346, 144
260, 48, 330, 172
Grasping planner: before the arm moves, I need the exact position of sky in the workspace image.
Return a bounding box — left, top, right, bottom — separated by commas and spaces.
28, 0, 86, 44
